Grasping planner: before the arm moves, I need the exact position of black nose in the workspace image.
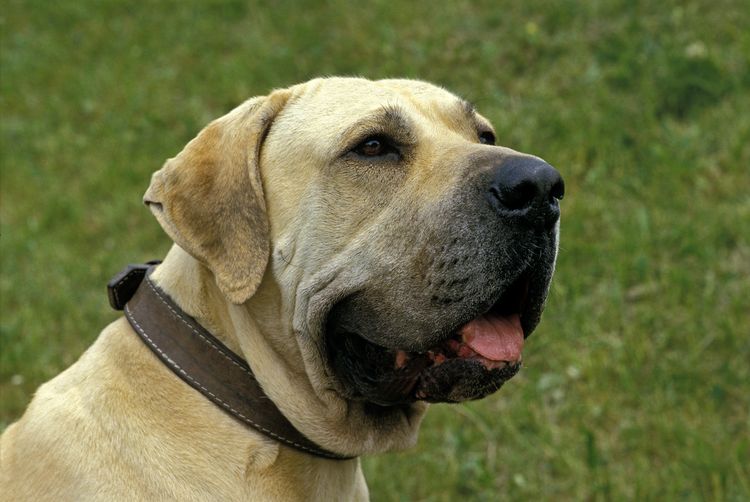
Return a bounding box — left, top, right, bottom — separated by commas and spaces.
487, 156, 564, 229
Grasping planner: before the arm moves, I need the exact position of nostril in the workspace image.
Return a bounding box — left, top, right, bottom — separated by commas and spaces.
550, 179, 565, 202
494, 180, 537, 210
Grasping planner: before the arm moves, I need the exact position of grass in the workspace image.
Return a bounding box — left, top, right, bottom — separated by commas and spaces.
2, 0, 749, 499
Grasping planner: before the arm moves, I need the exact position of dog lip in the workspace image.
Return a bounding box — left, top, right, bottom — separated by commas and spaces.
412, 357, 522, 403
324, 264, 551, 405
346, 270, 538, 356
378, 272, 542, 402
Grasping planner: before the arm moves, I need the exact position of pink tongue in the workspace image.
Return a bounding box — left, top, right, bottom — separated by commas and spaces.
460, 313, 524, 362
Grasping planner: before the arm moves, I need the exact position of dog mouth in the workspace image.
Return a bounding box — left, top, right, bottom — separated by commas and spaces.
326, 272, 538, 406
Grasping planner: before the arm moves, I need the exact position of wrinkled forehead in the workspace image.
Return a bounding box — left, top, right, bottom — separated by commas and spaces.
276, 78, 492, 156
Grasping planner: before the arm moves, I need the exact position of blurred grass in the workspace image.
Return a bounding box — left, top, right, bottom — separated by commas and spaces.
1, 0, 749, 499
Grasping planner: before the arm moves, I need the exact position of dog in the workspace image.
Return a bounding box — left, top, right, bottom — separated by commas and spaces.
1, 77, 563, 500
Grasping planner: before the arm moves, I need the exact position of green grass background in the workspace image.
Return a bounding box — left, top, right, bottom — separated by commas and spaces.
2, 0, 749, 499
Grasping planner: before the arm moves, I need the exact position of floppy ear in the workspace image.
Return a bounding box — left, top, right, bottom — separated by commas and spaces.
144, 90, 290, 304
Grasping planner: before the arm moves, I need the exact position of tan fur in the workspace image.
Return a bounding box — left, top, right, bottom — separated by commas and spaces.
1, 77, 518, 500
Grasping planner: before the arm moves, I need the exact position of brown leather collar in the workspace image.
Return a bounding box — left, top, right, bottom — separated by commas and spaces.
108, 263, 353, 461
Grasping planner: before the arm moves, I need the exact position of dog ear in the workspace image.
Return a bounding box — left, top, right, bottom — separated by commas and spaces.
144, 90, 290, 304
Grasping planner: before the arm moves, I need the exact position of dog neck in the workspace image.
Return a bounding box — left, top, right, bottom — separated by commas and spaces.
150, 246, 243, 356
150, 245, 428, 457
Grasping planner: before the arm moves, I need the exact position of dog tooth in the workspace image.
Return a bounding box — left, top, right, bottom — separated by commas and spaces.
395, 350, 409, 369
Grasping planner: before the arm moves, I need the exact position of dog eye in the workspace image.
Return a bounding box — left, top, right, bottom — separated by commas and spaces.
479, 131, 496, 145
359, 138, 385, 156
352, 136, 400, 160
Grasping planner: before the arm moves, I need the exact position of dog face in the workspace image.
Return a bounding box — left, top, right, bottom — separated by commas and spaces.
258, 78, 563, 406
145, 77, 562, 419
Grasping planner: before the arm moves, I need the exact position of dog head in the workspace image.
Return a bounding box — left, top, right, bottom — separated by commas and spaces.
145, 77, 563, 414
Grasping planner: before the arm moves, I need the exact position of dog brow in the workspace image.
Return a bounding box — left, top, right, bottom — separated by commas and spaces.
377, 104, 414, 133
337, 104, 417, 155
460, 99, 477, 118
458, 99, 493, 133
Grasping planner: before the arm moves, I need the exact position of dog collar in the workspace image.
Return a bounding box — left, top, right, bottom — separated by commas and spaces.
107, 262, 354, 461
